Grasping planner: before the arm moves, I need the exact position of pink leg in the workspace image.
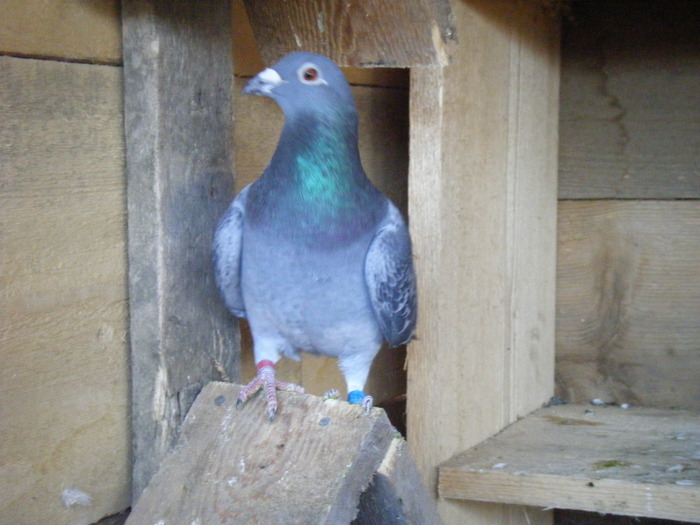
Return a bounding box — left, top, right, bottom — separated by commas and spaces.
237, 360, 304, 421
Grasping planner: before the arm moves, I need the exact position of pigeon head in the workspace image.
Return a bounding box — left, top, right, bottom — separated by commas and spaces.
243, 52, 356, 118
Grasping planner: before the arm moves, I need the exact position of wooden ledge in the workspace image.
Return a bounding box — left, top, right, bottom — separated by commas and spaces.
439, 404, 700, 522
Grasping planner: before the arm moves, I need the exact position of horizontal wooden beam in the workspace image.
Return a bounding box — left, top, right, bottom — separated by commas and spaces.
242, 0, 454, 67
439, 404, 700, 522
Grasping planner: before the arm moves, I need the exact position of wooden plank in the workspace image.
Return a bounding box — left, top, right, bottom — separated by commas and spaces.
234, 77, 410, 406
0, 0, 121, 64
231, 0, 408, 88
242, 0, 454, 67
556, 200, 700, 410
127, 382, 415, 524
0, 56, 129, 525
559, 1, 700, 199
439, 404, 700, 522
407, 1, 559, 524
122, 0, 240, 498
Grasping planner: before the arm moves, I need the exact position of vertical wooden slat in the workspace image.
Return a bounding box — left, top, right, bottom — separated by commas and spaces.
122, 0, 239, 499
407, 1, 560, 524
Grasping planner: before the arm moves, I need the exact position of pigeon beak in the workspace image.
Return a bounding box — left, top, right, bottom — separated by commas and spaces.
242, 68, 284, 96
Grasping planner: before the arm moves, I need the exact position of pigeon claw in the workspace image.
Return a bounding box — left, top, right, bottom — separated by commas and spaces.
237, 361, 304, 421
323, 389, 341, 401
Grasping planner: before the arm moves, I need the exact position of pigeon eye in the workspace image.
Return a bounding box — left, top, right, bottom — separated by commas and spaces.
303, 68, 318, 81
298, 63, 326, 85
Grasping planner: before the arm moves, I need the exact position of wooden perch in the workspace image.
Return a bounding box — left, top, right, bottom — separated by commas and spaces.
127, 382, 442, 525
242, 0, 454, 67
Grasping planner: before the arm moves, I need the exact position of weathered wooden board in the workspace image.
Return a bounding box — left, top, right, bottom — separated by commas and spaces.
243, 0, 454, 67
559, 1, 700, 199
0, 56, 129, 524
407, 1, 560, 524
234, 77, 409, 406
556, 200, 700, 410
122, 0, 240, 498
232, 0, 408, 88
0, 0, 122, 64
127, 382, 431, 524
439, 404, 700, 522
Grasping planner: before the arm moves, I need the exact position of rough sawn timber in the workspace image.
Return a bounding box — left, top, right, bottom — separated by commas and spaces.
122, 0, 240, 499
242, 0, 454, 67
127, 382, 441, 525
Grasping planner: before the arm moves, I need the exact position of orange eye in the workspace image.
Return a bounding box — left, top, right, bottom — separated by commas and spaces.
303, 67, 318, 81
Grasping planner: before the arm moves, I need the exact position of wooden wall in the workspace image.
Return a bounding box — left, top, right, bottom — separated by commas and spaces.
556, 0, 700, 412
0, 1, 129, 524
0, 2, 409, 523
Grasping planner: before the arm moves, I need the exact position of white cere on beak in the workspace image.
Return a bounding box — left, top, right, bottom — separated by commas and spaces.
258, 68, 284, 93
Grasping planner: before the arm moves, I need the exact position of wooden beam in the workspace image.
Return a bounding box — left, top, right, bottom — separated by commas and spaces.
407, 1, 560, 524
242, 0, 454, 67
127, 383, 440, 524
439, 404, 700, 522
122, 0, 239, 499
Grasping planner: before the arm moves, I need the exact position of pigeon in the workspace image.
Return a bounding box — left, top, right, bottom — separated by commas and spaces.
213, 52, 417, 421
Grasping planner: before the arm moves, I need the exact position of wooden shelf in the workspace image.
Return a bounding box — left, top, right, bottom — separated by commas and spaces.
439, 404, 700, 522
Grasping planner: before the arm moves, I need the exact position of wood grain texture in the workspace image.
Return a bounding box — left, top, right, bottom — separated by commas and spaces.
127, 382, 404, 524
233, 77, 409, 406
122, 0, 240, 498
0, 56, 129, 525
439, 404, 700, 522
559, 1, 700, 199
0, 0, 122, 63
242, 0, 454, 67
556, 200, 700, 410
355, 438, 445, 525
407, 1, 559, 524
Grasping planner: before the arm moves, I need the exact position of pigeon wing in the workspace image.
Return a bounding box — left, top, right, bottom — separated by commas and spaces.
364, 203, 417, 347
213, 186, 249, 318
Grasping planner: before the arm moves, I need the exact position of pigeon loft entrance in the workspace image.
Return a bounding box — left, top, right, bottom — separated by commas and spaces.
2, 1, 699, 525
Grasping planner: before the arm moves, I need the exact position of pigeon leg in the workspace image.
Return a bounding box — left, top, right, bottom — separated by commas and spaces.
236, 360, 304, 421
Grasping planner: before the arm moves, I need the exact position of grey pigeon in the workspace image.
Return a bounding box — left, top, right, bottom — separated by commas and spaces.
213, 52, 417, 420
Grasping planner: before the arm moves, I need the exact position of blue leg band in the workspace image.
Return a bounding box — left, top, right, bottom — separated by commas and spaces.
347, 390, 365, 404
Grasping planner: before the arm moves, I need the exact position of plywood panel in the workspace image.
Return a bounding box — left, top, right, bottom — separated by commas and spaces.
233, 77, 409, 405
0, 56, 129, 524
556, 200, 700, 409
559, 1, 700, 199
0, 0, 122, 63
407, 1, 559, 523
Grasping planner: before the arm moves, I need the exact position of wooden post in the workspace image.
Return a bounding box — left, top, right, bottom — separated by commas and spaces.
122, 0, 239, 499
407, 1, 560, 524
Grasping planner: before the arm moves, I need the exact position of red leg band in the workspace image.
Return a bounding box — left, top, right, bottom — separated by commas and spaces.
256, 360, 275, 370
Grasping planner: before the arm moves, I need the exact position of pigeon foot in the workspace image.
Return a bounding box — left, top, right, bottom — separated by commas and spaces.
237, 360, 304, 421
322, 389, 340, 401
